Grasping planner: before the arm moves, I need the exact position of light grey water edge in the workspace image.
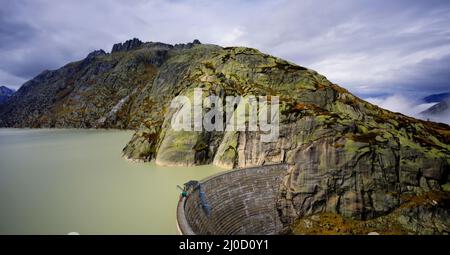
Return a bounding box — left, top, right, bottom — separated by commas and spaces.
0, 129, 223, 234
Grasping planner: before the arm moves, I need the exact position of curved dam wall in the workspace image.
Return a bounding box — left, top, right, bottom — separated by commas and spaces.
177, 164, 288, 235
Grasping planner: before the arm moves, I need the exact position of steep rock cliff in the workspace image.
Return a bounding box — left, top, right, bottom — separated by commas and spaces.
1, 39, 449, 231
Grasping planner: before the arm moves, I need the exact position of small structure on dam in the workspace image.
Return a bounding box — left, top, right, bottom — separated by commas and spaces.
176, 163, 288, 235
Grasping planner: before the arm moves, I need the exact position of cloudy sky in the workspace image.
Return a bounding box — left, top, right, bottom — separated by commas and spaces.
1, 0, 450, 100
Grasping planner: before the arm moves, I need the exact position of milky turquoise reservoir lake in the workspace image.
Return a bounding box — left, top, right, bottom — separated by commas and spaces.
0, 129, 223, 234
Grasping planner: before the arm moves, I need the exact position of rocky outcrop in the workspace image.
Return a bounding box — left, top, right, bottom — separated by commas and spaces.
291, 191, 450, 235
111, 38, 143, 53
86, 49, 107, 59
0, 39, 448, 233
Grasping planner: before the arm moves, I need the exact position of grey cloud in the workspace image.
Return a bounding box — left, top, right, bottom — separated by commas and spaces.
0, 0, 449, 97
0, 14, 36, 50
392, 55, 450, 96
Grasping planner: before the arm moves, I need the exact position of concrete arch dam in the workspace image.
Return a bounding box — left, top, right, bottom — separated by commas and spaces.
176, 163, 288, 235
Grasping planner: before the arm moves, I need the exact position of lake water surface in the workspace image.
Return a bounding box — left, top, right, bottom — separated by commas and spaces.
0, 129, 223, 234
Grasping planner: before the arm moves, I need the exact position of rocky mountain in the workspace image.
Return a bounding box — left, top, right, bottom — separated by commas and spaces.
420, 93, 450, 125
422, 98, 449, 115
0, 86, 14, 105
0, 38, 449, 234
423, 92, 450, 103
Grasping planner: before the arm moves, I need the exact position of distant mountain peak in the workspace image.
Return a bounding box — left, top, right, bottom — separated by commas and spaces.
0, 86, 15, 105
0, 86, 14, 94
423, 92, 450, 103
0, 85, 14, 91
420, 92, 450, 118
421, 97, 450, 115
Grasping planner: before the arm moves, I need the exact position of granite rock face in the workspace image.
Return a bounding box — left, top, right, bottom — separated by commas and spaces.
111, 38, 143, 53
292, 191, 450, 235
0, 39, 449, 232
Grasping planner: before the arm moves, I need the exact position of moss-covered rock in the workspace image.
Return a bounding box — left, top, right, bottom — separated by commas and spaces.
1, 38, 449, 232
